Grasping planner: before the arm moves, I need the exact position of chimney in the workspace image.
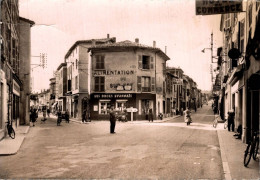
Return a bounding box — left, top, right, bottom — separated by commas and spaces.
153, 41, 156, 47
135, 38, 139, 43
107, 34, 110, 38
165, 46, 167, 54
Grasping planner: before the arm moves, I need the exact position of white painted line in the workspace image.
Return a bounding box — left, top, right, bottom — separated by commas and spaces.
217, 130, 232, 180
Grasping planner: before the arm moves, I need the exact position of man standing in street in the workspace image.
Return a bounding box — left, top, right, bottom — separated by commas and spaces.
109, 105, 117, 134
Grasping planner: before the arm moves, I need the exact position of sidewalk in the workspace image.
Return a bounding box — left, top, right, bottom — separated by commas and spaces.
0, 125, 30, 156
217, 123, 259, 180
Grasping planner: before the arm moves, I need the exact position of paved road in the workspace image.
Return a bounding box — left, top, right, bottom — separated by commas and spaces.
0, 105, 224, 179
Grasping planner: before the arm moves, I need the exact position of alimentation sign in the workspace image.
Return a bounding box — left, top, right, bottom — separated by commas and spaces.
196, 0, 243, 15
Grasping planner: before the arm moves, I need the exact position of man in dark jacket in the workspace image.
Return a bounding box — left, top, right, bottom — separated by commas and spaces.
109, 106, 117, 134
228, 109, 235, 132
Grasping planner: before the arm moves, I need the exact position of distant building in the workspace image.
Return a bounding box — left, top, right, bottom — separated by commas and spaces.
88, 39, 170, 120
56, 63, 67, 111
64, 35, 116, 119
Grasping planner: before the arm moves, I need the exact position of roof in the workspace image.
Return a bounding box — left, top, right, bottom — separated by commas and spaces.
57, 63, 67, 71
88, 40, 170, 60
65, 37, 116, 59
19, 17, 35, 26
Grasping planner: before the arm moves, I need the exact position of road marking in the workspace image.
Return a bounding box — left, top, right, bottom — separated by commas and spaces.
217, 130, 232, 180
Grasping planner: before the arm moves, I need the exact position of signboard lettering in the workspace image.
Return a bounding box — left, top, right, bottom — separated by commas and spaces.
93, 70, 135, 76
93, 93, 133, 99
196, 0, 243, 15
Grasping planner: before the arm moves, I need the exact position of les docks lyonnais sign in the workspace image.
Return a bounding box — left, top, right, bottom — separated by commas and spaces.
196, 0, 243, 15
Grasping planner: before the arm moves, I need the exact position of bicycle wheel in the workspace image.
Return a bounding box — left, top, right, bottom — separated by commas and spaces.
253, 138, 259, 160
244, 143, 253, 167
9, 128, 15, 139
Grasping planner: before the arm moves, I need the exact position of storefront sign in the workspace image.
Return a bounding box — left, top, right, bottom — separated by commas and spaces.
93, 70, 135, 76
93, 93, 133, 99
13, 80, 20, 96
196, 0, 243, 15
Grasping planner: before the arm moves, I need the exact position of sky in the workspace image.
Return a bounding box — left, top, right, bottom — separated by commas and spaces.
19, 0, 223, 92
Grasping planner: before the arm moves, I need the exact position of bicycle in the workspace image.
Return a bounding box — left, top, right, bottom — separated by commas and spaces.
244, 129, 259, 167
213, 115, 219, 128
5, 121, 15, 139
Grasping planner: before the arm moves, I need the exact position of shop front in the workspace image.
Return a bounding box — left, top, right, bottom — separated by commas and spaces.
90, 93, 136, 120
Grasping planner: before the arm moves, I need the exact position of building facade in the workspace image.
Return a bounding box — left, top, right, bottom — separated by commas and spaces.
1, 1, 34, 139
218, 1, 260, 143
65, 36, 116, 119
56, 63, 67, 111
89, 39, 170, 120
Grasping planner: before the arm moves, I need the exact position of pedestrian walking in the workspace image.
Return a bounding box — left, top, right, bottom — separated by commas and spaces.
184, 108, 192, 125
228, 109, 235, 132
30, 108, 37, 126
148, 108, 153, 122
82, 109, 87, 123
47, 108, 50, 117
109, 105, 117, 134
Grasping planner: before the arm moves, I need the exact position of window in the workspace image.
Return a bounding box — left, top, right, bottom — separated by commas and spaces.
137, 76, 154, 92
225, 14, 231, 29
116, 100, 127, 111
239, 19, 245, 53
142, 77, 151, 92
99, 100, 111, 114
94, 76, 105, 92
95, 55, 105, 69
75, 75, 78, 90
76, 59, 78, 69
138, 55, 154, 70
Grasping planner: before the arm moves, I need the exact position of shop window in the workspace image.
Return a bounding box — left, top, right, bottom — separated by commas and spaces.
94, 76, 105, 92
95, 55, 105, 69
138, 55, 154, 70
99, 101, 111, 114
116, 100, 127, 111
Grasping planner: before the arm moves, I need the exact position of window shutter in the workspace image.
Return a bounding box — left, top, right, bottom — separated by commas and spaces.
94, 77, 99, 91
100, 77, 105, 91
138, 55, 142, 69
137, 76, 142, 92
150, 57, 154, 69
151, 77, 155, 91
101, 56, 105, 69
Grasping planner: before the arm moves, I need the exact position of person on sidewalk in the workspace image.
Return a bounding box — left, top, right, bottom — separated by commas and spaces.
82, 109, 87, 123
148, 108, 153, 122
228, 109, 235, 132
109, 105, 117, 134
30, 108, 37, 126
47, 108, 50, 117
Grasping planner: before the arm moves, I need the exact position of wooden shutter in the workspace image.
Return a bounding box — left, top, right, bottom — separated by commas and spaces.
138, 55, 142, 69
100, 77, 105, 91
94, 77, 99, 91
137, 76, 142, 92
150, 57, 154, 70
101, 56, 105, 69
151, 77, 155, 91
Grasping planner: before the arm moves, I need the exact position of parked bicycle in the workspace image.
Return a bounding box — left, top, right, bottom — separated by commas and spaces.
244, 129, 259, 167
213, 114, 219, 128
5, 121, 15, 139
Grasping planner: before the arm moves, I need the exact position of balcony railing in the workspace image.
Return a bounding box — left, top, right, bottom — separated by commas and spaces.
142, 87, 151, 92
